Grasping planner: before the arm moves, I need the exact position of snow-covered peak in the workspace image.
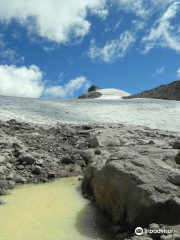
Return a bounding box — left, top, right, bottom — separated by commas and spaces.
97, 88, 131, 100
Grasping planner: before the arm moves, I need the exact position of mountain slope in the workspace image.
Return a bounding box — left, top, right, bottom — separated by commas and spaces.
123, 80, 180, 101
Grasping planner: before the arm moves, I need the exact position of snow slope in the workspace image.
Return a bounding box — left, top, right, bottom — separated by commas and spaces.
97, 88, 131, 100
0, 95, 180, 132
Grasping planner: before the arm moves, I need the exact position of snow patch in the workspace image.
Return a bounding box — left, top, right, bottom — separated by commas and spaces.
97, 88, 131, 100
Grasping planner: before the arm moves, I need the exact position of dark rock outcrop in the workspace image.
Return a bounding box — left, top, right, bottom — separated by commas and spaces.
123, 80, 180, 101
175, 152, 180, 164
88, 85, 101, 93
78, 85, 102, 99
78, 91, 102, 99
173, 141, 180, 149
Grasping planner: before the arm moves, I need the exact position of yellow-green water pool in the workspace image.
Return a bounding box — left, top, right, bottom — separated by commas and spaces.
0, 177, 110, 240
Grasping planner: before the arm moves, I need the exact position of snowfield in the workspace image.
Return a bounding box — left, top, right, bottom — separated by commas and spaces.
97, 88, 131, 100
0, 95, 180, 132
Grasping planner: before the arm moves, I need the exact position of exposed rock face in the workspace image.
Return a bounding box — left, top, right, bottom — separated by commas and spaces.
175, 152, 180, 164
78, 91, 102, 99
173, 141, 180, 149
78, 85, 102, 99
123, 80, 180, 101
82, 125, 180, 232
83, 156, 180, 228
88, 85, 101, 93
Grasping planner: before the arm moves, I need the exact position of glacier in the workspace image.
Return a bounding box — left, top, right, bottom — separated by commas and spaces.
0, 95, 180, 132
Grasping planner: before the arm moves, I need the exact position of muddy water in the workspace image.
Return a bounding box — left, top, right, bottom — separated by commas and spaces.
0, 177, 110, 240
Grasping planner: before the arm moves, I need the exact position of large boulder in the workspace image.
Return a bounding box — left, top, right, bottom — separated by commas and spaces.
0, 180, 15, 190
82, 147, 180, 229
0, 188, 8, 196
18, 153, 36, 165
173, 141, 180, 149
32, 166, 42, 175
80, 149, 95, 165
175, 152, 180, 165
13, 173, 26, 183
0, 155, 7, 165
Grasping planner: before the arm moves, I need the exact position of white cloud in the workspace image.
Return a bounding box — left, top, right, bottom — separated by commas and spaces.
12, 30, 22, 40
88, 31, 135, 63
59, 72, 64, 81
115, 0, 176, 18
0, 64, 89, 98
0, 0, 107, 44
156, 66, 165, 74
115, 0, 150, 18
132, 20, 146, 31
0, 33, 5, 48
0, 33, 24, 64
153, 66, 165, 77
42, 46, 55, 52
44, 76, 90, 98
114, 19, 123, 30
177, 68, 180, 78
1, 48, 25, 64
142, 2, 180, 53
91, 8, 108, 20
0, 65, 44, 98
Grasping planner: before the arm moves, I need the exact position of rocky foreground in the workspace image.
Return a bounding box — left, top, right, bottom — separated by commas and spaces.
1, 119, 180, 239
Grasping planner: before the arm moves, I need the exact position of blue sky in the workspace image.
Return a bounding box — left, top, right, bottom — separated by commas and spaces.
0, 0, 180, 98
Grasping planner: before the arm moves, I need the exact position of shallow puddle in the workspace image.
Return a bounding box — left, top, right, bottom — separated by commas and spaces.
0, 177, 110, 240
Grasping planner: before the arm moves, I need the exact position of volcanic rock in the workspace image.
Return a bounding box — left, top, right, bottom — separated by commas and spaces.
123, 80, 180, 101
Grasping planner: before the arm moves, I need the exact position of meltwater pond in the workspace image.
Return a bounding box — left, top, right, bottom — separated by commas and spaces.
0, 95, 180, 132
0, 177, 110, 240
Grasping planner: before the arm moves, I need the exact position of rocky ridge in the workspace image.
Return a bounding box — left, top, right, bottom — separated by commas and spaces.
123, 80, 180, 101
1, 119, 180, 239
78, 85, 102, 99
78, 91, 102, 99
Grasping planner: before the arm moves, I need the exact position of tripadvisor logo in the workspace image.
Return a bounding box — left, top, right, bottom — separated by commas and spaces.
135, 227, 173, 236
135, 227, 143, 235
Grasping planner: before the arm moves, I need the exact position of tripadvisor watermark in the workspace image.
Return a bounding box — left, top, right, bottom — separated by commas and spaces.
135, 227, 173, 236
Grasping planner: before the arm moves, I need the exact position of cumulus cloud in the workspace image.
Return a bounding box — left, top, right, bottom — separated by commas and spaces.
88, 31, 135, 63
0, 64, 90, 98
142, 2, 180, 53
0, 65, 44, 98
0, 0, 107, 44
44, 76, 90, 98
